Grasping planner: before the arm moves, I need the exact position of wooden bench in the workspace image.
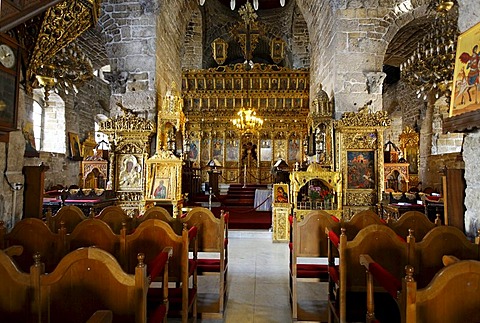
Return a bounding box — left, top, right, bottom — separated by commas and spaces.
289, 210, 339, 320
45, 205, 87, 233
95, 205, 133, 234
361, 256, 480, 322
136, 206, 182, 234
0, 246, 172, 323
0, 218, 65, 273
326, 224, 408, 323
387, 210, 440, 241
123, 219, 198, 323
181, 207, 228, 317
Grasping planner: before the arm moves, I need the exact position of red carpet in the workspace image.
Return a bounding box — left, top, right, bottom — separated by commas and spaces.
187, 184, 272, 230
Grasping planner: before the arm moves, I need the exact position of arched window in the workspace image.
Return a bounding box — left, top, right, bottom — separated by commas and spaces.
32, 89, 66, 153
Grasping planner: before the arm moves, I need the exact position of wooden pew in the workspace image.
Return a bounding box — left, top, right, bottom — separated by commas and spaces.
123, 219, 198, 323
387, 211, 440, 241
45, 205, 87, 233
136, 206, 182, 234
0, 218, 65, 273
66, 218, 123, 264
361, 256, 480, 323
0, 248, 37, 323
290, 210, 339, 320
95, 205, 133, 234
37, 247, 167, 323
337, 209, 385, 240
181, 207, 228, 317
410, 225, 480, 288
326, 224, 408, 323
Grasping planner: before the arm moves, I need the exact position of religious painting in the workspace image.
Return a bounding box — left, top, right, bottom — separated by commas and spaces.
346, 150, 375, 189
23, 121, 39, 157
226, 139, 239, 161
187, 139, 199, 162
288, 138, 300, 162
68, 132, 82, 160
151, 177, 169, 199
273, 183, 289, 204
260, 139, 272, 161
450, 21, 480, 117
201, 138, 210, 163
212, 138, 224, 162
117, 154, 143, 191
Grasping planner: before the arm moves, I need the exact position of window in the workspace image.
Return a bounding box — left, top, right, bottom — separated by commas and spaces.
32, 101, 42, 150
32, 89, 66, 154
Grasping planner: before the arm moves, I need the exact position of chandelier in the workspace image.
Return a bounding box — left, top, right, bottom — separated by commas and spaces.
199, 0, 285, 11
400, 0, 458, 101
232, 107, 264, 133
35, 41, 93, 101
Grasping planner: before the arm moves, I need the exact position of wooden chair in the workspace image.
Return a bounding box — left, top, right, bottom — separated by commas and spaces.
67, 218, 123, 262
136, 206, 182, 234
37, 247, 168, 323
326, 224, 408, 323
95, 205, 132, 234
0, 248, 36, 323
123, 219, 198, 323
290, 210, 339, 320
361, 257, 480, 322
45, 205, 87, 233
181, 208, 228, 317
0, 218, 65, 273
387, 210, 439, 241
339, 209, 385, 240
412, 225, 480, 288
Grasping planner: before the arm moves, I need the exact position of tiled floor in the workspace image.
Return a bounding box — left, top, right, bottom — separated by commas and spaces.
195, 229, 328, 323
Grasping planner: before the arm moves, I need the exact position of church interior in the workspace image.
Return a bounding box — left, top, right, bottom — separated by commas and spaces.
1, 0, 480, 322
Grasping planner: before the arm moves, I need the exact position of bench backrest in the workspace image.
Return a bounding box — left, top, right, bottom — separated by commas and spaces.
387, 211, 437, 241
136, 206, 182, 234
95, 206, 132, 234
1, 218, 65, 273
38, 247, 147, 323
46, 205, 87, 233
181, 207, 225, 252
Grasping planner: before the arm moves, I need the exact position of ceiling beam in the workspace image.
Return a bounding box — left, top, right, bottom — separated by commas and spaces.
0, 0, 64, 33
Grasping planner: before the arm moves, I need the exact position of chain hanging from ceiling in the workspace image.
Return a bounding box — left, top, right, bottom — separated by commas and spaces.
199, 0, 285, 11
400, 0, 458, 101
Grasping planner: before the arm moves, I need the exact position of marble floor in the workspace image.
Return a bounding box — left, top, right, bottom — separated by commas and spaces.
193, 229, 329, 323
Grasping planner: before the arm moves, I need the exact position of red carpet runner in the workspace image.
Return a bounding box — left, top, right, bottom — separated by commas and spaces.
188, 184, 272, 230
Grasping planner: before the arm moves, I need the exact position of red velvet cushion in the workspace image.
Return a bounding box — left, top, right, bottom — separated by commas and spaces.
329, 265, 339, 284
197, 258, 227, 273
148, 251, 169, 281
296, 263, 329, 280
224, 238, 228, 247
328, 230, 340, 248
148, 304, 167, 323
188, 226, 198, 240
188, 259, 197, 277
224, 212, 229, 223
369, 262, 401, 299
331, 215, 340, 223
289, 242, 293, 251
168, 287, 197, 312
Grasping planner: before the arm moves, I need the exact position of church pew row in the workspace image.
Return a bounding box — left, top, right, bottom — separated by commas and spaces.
360, 256, 480, 323
326, 224, 407, 323
0, 246, 172, 323
327, 225, 480, 323
180, 207, 229, 318
125, 219, 198, 323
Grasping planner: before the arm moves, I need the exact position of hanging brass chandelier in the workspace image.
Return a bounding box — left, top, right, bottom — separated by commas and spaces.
199, 0, 286, 11
400, 0, 458, 101
231, 1, 264, 134
232, 107, 264, 133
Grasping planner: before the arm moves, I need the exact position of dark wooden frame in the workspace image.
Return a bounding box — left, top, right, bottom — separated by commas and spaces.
0, 33, 20, 135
